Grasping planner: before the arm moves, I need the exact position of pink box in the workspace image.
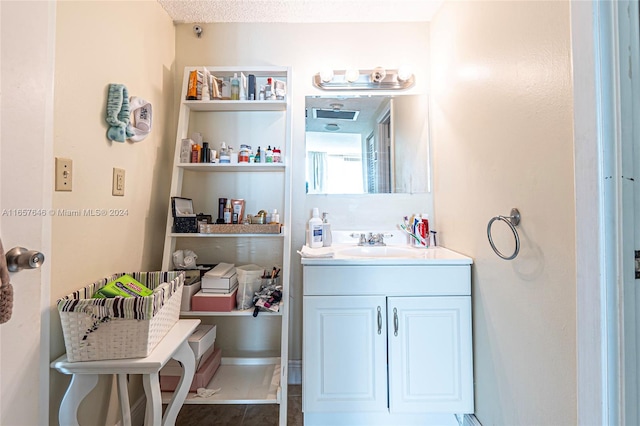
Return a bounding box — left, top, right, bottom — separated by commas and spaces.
160, 347, 222, 392
191, 288, 237, 312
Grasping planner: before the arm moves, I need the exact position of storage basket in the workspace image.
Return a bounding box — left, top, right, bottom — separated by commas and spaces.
57, 271, 184, 362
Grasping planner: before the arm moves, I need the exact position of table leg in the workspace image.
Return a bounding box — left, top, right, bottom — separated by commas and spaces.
117, 374, 132, 426
142, 372, 162, 426
162, 341, 195, 426
59, 374, 99, 426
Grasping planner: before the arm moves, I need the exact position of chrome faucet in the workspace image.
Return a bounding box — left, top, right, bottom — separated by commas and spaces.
350, 232, 391, 246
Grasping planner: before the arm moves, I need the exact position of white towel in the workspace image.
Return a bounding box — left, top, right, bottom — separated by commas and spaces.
127, 96, 152, 142
297, 246, 335, 258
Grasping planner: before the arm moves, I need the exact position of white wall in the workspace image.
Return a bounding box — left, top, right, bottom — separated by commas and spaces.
430, 1, 576, 424
50, 1, 175, 424
174, 22, 433, 361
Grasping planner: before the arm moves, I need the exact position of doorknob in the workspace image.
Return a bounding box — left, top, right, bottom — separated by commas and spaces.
5, 247, 45, 272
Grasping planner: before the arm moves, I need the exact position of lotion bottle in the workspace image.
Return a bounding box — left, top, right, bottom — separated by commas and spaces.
308, 208, 323, 248
322, 212, 332, 247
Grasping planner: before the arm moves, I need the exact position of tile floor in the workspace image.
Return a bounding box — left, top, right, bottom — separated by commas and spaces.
175, 384, 303, 426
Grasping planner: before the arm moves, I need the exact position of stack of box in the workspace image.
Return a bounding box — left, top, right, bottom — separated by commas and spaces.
160, 324, 221, 392
191, 263, 238, 312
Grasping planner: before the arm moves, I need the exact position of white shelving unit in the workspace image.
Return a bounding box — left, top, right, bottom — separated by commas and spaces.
161, 66, 292, 425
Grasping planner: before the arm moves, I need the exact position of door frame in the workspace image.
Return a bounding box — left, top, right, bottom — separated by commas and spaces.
572, 1, 638, 424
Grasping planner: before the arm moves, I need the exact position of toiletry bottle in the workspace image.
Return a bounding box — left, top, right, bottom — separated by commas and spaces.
201, 142, 210, 163
266, 146, 273, 163
259, 85, 266, 100
219, 141, 230, 163
421, 214, 430, 247
255, 146, 261, 163
231, 73, 240, 100
308, 208, 323, 248
270, 209, 280, 224
217, 198, 227, 223
224, 199, 232, 224
265, 78, 273, 99
273, 147, 281, 163
322, 212, 332, 247
191, 144, 199, 163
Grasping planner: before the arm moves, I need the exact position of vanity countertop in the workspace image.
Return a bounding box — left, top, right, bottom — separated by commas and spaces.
299, 244, 473, 266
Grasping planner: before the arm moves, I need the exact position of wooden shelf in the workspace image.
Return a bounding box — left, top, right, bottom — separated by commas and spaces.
177, 163, 285, 172
184, 100, 286, 112
161, 357, 282, 405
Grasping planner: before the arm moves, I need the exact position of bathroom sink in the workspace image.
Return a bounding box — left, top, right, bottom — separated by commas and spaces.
336, 245, 422, 258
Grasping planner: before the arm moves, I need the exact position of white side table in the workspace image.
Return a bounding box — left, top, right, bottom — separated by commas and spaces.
52, 319, 200, 426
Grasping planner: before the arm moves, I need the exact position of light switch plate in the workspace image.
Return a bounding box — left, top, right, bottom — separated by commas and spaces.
55, 157, 72, 191
112, 168, 125, 196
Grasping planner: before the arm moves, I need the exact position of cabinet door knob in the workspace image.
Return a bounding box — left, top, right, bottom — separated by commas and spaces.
377, 306, 382, 335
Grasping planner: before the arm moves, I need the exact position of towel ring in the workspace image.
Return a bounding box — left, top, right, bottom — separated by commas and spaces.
487, 208, 521, 260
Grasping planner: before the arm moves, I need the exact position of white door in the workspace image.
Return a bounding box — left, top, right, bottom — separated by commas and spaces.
387, 296, 473, 414
303, 295, 387, 413
0, 2, 54, 425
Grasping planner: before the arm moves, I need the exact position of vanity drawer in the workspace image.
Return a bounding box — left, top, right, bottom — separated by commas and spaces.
303, 265, 470, 296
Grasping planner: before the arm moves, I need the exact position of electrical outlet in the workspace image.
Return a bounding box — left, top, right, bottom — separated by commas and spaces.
112, 168, 125, 196
55, 157, 73, 191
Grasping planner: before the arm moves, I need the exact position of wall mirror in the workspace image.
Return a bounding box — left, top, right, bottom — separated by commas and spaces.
305, 94, 430, 194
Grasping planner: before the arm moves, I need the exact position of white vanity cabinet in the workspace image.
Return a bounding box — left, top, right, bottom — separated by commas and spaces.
302, 258, 474, 426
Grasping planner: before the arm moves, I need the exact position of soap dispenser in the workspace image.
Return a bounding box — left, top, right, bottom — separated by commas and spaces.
322, 212, 332, 247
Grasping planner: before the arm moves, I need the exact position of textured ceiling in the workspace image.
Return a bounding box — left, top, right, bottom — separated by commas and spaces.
157, 0, 443, 23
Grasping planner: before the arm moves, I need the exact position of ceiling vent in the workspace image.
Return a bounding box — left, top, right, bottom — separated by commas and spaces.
312, 108, 360, 121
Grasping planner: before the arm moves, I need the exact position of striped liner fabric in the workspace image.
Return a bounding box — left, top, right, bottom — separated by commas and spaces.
57, 271, 184, 321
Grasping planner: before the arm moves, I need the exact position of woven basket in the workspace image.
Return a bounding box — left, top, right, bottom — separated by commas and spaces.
57, 271, 184, 362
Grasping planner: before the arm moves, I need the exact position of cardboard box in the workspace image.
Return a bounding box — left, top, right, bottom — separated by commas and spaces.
188, 324, 217, 359
160, 347, 222, 392
180, 279, 201, 311
202, 263, 237, 291
192, 288, 237, 312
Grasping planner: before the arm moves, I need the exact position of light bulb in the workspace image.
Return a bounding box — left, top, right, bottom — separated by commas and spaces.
397, 67, 413, 82
371, 67, 386, 83
319, 69, 334, 83
345, 68, 360, 83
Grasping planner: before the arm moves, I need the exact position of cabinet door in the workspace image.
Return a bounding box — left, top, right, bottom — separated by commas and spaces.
303, 295, 388, 413
387, 296, 473, 413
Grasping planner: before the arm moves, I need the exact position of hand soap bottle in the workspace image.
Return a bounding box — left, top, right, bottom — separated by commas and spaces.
322, 212, 332, 247
308, 208, 323, 248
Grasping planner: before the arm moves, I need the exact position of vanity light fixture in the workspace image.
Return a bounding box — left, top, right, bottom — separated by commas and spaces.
313, 67, 415, 90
